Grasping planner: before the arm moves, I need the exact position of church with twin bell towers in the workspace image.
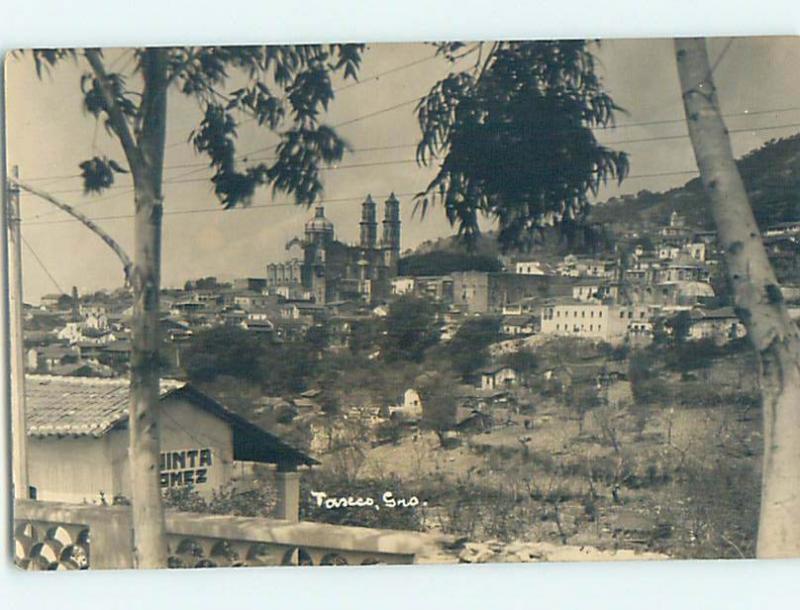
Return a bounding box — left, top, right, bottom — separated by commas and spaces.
266, 193, 402, 305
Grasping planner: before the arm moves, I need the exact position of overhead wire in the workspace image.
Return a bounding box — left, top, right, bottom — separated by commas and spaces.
22, 235, 65, 294
20, 104, 800, 185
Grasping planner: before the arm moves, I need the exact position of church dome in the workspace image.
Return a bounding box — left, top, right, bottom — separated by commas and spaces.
305, 205, 334, 233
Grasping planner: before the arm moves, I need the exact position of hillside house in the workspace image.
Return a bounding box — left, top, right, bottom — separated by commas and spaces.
502, 315, 537, 337
478, 366, 518, 391
687, 307, 747, 344
388, 389, 423, 421
514, 260, 552, 276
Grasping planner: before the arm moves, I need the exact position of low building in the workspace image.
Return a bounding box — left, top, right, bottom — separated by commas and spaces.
391, 277, 416, 296
502, 315, 537, 337
687, 307, 747, 344
478, 366, 518, 391
40, 293, 68, 312
388, 388, 423, 421
233, 277, 268, 293
24, 375, 317, 509
514, 260, 553, 276
451, 271, 571, 314
764, 220, 800, 238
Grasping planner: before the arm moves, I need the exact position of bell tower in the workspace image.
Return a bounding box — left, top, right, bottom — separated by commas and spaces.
382, 193, 401, 275
360, 195, 377, 249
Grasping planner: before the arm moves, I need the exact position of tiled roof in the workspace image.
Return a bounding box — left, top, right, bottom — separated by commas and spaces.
25, 375, 184, 438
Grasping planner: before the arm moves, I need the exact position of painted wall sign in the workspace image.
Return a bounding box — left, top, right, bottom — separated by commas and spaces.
159, 448, 213, 488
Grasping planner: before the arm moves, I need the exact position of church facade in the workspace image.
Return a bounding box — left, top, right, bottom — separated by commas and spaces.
266, 194, 402, 305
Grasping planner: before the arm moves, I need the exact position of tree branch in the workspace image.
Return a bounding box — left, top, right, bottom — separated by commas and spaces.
84, 49, 143, 171
12, 178, 133, 283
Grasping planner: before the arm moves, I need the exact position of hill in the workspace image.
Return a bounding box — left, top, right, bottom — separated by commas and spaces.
590, 133, 800, 230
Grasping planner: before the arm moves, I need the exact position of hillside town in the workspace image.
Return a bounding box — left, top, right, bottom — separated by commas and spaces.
24, 200, 799, 385
9, 38, 800, 572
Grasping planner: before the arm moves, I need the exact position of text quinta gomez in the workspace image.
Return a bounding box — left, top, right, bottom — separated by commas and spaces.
310, 490, 426, 510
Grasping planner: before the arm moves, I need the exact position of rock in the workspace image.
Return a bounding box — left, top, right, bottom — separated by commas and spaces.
457, 542, 496, 564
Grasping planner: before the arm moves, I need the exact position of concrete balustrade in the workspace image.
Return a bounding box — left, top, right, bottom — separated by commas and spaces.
14, 499, 448, 570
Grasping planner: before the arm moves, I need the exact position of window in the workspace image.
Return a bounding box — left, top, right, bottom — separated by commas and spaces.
620, 311, 625, 318
556, 324, 560, 330
581, 311, 585, 318
28, 486, 37, 500
628, 311, 633, 319
574, 311, 578, 318
556, 310, 560, 318
599, 311, 603, 318
589, 324, 593, 331
590, 311, 594, 318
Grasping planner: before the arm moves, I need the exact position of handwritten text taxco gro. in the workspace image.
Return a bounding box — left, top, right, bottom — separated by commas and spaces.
310, 490, 427, 510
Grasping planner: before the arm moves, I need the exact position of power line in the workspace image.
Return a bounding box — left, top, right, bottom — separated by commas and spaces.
20, 104, 800, 185
23, 191, 422, 226
165, 52, 440, 153
603, 120, 800, 146
708, 38, 735, 80
21, 235, 65, 294
32, 113, 800, 197
26, 187, 136, 222
21, 165, 706, 229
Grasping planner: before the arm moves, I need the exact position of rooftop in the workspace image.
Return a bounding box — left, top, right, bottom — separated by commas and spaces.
25, 375, 183, 437
24, 375, 317, 466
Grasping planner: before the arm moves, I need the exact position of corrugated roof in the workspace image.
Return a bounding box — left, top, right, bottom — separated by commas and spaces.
25, 375, 183, 438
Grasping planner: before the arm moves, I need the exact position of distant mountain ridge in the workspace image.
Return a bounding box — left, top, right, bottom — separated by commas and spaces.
401, 134, 800, 271
590, 133, 800, 230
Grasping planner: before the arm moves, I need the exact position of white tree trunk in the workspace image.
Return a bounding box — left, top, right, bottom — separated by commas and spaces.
675, 37, 800, 558
86, 47, 170, 568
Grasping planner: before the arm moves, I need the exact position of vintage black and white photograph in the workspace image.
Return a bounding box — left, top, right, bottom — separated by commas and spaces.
4, 37, 800, 571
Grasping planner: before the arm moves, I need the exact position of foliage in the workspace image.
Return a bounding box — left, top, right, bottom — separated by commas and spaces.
435, 315, 501, 378
183, 276, 229, 291
665, 310, 692, 344
182, 325, 320, 394
415, 40, 629, 250
381, 296, 441, 363
592, 134, 800, 234
162, 483, 278, 518
27, 45, 364, 208
182, 326, 266, 382
416, 369, 460, 433
398, 251, 502, 276
500, 350, 539, 376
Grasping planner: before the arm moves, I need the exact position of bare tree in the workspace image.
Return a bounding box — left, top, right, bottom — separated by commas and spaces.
674, 37, 800, 558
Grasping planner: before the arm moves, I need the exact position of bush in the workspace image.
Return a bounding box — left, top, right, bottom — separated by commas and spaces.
162, 483, 278, 517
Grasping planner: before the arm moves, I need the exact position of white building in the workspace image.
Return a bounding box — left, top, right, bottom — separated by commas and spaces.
479, 366, 518, 391
687, 307, 747, 344
515, 261, 550, 276
388, 388, 424, 420
391, 277, 416, 295
540, 300, 653, 344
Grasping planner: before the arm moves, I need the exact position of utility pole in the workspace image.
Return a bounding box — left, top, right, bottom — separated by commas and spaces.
7, 165, 29, 499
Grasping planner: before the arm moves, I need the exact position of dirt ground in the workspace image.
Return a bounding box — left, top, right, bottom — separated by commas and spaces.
352, 348, 761, 559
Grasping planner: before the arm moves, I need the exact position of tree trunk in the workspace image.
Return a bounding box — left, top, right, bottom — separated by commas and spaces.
674, 37, 800, 558
126, 48, 170, 569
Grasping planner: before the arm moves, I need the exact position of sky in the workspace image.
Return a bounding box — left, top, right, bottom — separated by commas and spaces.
6, 36, 800, 303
